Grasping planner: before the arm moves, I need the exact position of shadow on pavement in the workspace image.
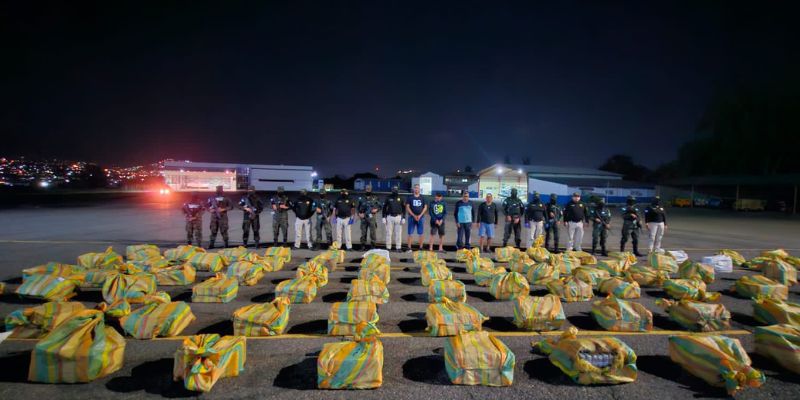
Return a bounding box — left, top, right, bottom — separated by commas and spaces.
749, 353, 800, 384
0, 351, 31, 382
322, 292, 347, 303
730, 311, 759, 328
530, 288, 550, 296
523, 357, 569, 384
398, 319, 427, 333
287, 319, 327, 334
251, 292, 275, 303
105, 358, 195, 398
466, 290, 495, 302
636, 355, 729, 398
652, 314, 684, 331
400, 293, 428, 303
398, 277, 421, 286
483, 316, 517, 332
72, 290, 104, 303
273, 357, 317, 390
338, 277, 355, 284
402, 355, 450, 385
197, 320, 233, 336
566, 313, 597, 330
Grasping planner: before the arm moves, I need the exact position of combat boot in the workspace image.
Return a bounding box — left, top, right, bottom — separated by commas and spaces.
208, 240, 215, 250
591, 246, 596, 255
254, 240, 259, 249
633, 243, 643, 257
601, 245, 608, 257
223, 240, 229, 248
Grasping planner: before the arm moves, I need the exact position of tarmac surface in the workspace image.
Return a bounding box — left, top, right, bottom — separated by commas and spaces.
0, 197, 799, 399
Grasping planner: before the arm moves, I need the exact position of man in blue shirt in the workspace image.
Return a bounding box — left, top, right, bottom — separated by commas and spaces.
428, 192, 447, 251
453, 190, 476, 249
406, 184, 428, 252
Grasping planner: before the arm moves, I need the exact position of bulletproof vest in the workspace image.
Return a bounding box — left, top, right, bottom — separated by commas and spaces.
527, 202, 546, 220
185, 202, 202, 217
360, 195, 378, 214
594, 208, 611, 224
622, 206, 639, 221
209, 195, 229, 214
272, 195, 289, 214
505, 197, 523, 216
241, 195, 261, 213
295, 196, 314, 219
316, 198, 331, 214
335, 197, 354, 217
546, 203, 562, 221
386, 196, 404, 215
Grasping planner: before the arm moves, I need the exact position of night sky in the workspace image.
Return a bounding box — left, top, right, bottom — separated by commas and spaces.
2, 1, 797, 176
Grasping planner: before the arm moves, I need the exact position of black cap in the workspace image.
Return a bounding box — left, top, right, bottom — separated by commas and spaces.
572, 192, 581, 197
461, 190, 468, 196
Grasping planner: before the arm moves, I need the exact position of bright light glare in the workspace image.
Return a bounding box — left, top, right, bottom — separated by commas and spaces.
496, 167, 503, 175
517, 169, 523, 174
39, 181, 50, 188
311, 172, 318, 177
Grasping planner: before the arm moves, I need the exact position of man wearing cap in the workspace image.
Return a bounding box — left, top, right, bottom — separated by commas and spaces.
544, 193, 562, 252
292, 188, 315, 249
502, 187, 525, 248
270, 186, 291, 246
428, 192, 447, 251
562, 192, 590, 252
405, 184, 428, 252
333, 189, 355, 250
590, 198, 611, 256
524, 192, 546, 248
207, 185, 232, 248
357, 185, 381, 250
454, 190, 476, 249
644, 196, 668, 253
314, 189, 333, 249
382, 186, 405, 252
239, 186, 264, 248
182, 192, 205, 247
620, 195, 643, 256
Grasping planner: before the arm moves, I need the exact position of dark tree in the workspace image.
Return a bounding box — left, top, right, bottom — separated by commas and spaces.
464, 165, 473, 173
599, 155, 652, 182
521, 156, 532, 165
503, 155, 512, 164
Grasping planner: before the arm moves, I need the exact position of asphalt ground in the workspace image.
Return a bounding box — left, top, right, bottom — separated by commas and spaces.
0, 198, 799, 399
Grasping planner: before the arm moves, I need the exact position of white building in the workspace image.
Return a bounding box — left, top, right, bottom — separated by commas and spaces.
411, 172, 446, 195
162, 160, 315, 192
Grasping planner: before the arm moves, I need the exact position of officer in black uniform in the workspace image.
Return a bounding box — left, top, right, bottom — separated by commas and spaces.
544, 193, 562, 252
620, 196, 643, 256
644, 196, 668, 253
292, 189, 316, 249
382, 186, 406, 251
524, 192, 546, 248
502, 188, 525, 248
563, 192, 590, 251
590, 198, 611, 256
333, 189, 355, 250
357, 185, 381, 249
239, 186, 264, 248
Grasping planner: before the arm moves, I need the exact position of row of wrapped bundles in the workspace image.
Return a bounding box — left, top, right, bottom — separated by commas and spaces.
668, 335, 764, 395
22, 262, 81, 282
413, 249, 439, 264
347, 278, 390, 304
358, 262, 390, 284
16, 274, 82, 301
218, 246, 248, 260
265, 246, 291, 270
327, 301, 379, 336
494, 246, 520, 263
275, 277, 318, 303
314, 244, 345, 271
425, 298, 487, 336
717, 249, 746, 266
233, 297, 291, 336
591, 296, 652, 332
512, 294, 565, 331
102, 272, 157, 304
445, 331, 515, 386
663, 278, 720, 302
751, 258, 798, 286
318, 323, 383, 389
564, 250, 597, 266
153, 263, 196, 286
192, 274, 239, 303
595, 259, 632, 277
296, 261, 329, 287
466, 254, 494, 274
225, 260, 267, 286
752, 297, 800, 325
78, 246, 124, 269
657, 299, 731, 332
526, 236, 550, 262
754, 324, 800, 374
732, 274, 788, 300
549, 253, 581, 275
421, 260, 452, 286
360, 252, 388, 269
547, 276, 593, 302
5, 301, 86, 338
174, 334, 246, 392
187, 252, 229, 273
164, 245, 205, 262
608, 251, 638, 265
456, 247, 480, 262
120, 300, 195, 339
537, 327, 638, 385
126, 244, 162, 261
489, 272, 529, 300
428, 279, 467, 303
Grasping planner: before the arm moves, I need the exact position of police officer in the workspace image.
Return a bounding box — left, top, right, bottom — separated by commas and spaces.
590, 198, 611, 256
357, 185, 381, 250
563, 192, 590, 251
314, 189, 333, 249
333, 189, 355, 250
502, 188, 525, 248
270, 186, 291, 246
644, 196, 668, 253
524, 192, 546, 248
207, 185, 232, 248
544, 193, 562, 252
292, 189, 315, 249
382, 186, 405, 252
620, 195, 643, 256
182, 193, 204, 246
239, 186, 264, 248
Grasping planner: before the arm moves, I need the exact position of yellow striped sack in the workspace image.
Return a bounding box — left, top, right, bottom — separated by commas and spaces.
657, 299, 731, 332
591, 296, 652, 332
664, 278, 720, 301
102, 272, 157, 304
16, 274, 81, 301
526, 262, 560, 285
317, 323, 383, 389
120, 301, 195, 339
607, 251, 638, 265
428, 279, 467, 303
265, 246, 292, 267
474, 266, 507, 287
28, 309, 125, 383
457, 247, 480, 262
596, 277, 641, 299
425, 298, 487, 336
678, 260, 715, 284
753, 297, 800, 326
537, 327, 637, 385
494, 246, 519, 263
98, 298, 132, 319
129, 256, 176, 272
565, 250, 597, 265
465, 256, 494, 274
595, 259, 631, 277
571, 266, 609, 286
314, 247, 345, 272
218, 246, 248, 260
668, 335, 764, 395
5, 301, 85, 339
275, 277, 318, 304
327, 301, 380, 336
164, 245, 205, 262
232, 297, 291, 336
549, 253, 581, 274
296, 261, 329, 287
717, 249, 746, 266
648, 252, 678, 274
225, 260, 266, 286
358, 263, 391, 284
237, 252, 277, 271
192, 274, 239, 303
153, 263, 196, 286
512, 294, 565, 331
77, 246, 124, 269
414, 250, 439, 264
547, 276, 593, 302
757, 259, 797, 286
187, 252, 228, 273
173, 334, 246, 392
755, 324, 800, 374
360, 253, 389, 269
732, 274, 788, 301
420, 260, 452, 286
346, 278, 389, 304
488, 272, 530, 300
508, 254, 537, 274
626, 264, 668, 287
126, 244, 161, 261
445, 331, 515, 386
22, 262, 82, 283
526, 236, 551, 262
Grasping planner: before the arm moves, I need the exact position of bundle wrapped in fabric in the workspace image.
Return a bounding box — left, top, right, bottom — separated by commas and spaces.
508, 254, 536, 274
596, 277, 641, 299
22, 262, 82, 283
275, 277, 318, 304
732, 274, 788, 301
130, 256, 176, 272
428, 279, 467, 303
346, 278, 389, 304
752, 297, 800, 326
420, 260, 452, 286
425, 298, 487, 336
98, 298, 132, 319
742, 256, 771, 270
173, 334, 246, 392
445, 331, 515, 386
232, 297, 291, 336
77, 246, 124, 269
657, 299, 731, 332
754, 324, 800, 374
626, 264, 668, 287
5, 301, 85, 338
678, 260, 716, 284
756, 259, 798, 286
16, 274, 81, 301
591, 296, 652, 332
465, 256, 494, 274
608, 251, 638, 265
648, 252, 678, 274
494, 246, 519, 263
238, 252, 277, 271
571, 266, 609, 286
595, 259, 632, 277
265, 246, 291, 270
28, 309, 125, 383
187, 252, 228, 273
547, 276, 593, 302
474, 266, 507, 287
151, 263, 196, 286
489, 272, 530, 300
512, 294, 565, 331
457, 247, 480, 262
358, 263, 391, 284
218, 246, 248, 260
164, 245, 205, 262
537, 327, 638, 385
565, 250, 597, 265
317, 245, 346, 272
526, 235, 551, 262
717, 249, 746, 266
102, 272, 157, 304
761, 248, 792, 261
296, 261, 329, 287
126, 244, 161, 261
223, 260, 266, 286
120, 300, 195, 339
327, 301, 380, 336
192, 274, 239, 303
526, 262, 560, 285
318, 323, 383, 389
360, 252, 389, 269
413, 249, 439, 264
663, 278, 720, 301
549, 253, 581, 274
668, 335, 764, 395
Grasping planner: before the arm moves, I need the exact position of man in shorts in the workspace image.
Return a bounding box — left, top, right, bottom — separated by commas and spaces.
477, 193, 499, 253
428, 192, 446, 251
405, 184, 428, 252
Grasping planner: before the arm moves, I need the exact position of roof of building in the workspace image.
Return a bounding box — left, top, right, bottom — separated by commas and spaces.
665, 174, 800, 186
163, 160, 312, 171
536, 176, 655, 189
478, 163, 622, 179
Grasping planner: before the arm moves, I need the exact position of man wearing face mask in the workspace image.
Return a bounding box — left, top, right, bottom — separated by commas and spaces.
333, 189, 355, 250
357, 185, 381, 250
239, 186, 263, 248
620, 196, 643, 256
644, 196, 668, 253
270, 186, 291, 247
382, 186, 405, 252
292, 189, 315, 249
502, 187, 525, 248
207, 185, 232, 249
544, 193, 562, 252
524, 192, 546, 248
563, 192, 590, 252
590, 198, 611, 256
314, 189, 333, 250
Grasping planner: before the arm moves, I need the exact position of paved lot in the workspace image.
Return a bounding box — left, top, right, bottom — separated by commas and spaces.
0, 198, 799, 399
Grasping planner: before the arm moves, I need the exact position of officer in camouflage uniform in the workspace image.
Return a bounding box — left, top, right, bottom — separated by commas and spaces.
590, 198, 611, 256
620, 195, 643, 256
544, 193, 562, 252
502, 188, 525, 248
270, 186, 291, 246
182, 193, 204, 246
314, 189, 333, 249
357, 185, 381, 249
239, 186, 264, 248
207, 185, 232, 248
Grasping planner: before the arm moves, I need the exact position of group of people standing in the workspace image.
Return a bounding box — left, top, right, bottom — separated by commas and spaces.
181, 185, 668, 255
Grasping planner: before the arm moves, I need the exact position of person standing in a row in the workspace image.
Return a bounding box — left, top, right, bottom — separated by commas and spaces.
314, 189, 333, 250
428, 192, 447, 251
590, 198, 611, 256
292, 189, 315, 249
239, 186, 263, 248
502, 188, 525, 248
208, 185, 232, 249
544, 193, 562, 252
357, 185, 381, 249
563, 192, 589, 252
454, 190, 476, 249
524, 192, 546, 247
382, 187, 405, 252
477, 193, 499, 253
644, 196, 668, 253
405, 184, 428, 252
182, 193, 204, 247
270, 187, 291, 246
620, 196, 643, 256
333, 189, 355, 250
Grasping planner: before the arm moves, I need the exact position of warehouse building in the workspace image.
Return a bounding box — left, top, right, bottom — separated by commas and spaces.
161, 160, 315, 192
411, 171, 447, 195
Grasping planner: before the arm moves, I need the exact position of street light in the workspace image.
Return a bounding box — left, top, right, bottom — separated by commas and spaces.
311, 171, 318, 177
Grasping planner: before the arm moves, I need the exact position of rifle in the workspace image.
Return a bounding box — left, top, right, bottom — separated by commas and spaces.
243, 196, 259, 220
210, 197, 222, 220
